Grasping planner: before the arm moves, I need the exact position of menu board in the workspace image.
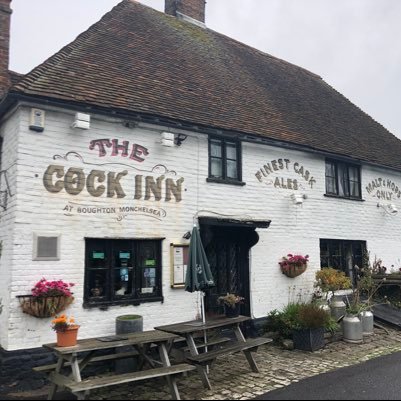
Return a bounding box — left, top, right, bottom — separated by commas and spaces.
171, 244, 189, 288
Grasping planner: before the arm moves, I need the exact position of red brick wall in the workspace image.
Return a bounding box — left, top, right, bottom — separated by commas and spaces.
165, 0, 206, 23
0, 0, 12, 98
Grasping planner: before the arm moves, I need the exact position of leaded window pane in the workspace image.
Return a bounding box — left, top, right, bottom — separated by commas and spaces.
227, 160, 238, 179
211, 158, 223, 178
226, 143, 237, 160
211, 140, 222, 158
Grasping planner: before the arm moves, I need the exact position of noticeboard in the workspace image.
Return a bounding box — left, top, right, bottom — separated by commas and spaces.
170, 243, 189, 288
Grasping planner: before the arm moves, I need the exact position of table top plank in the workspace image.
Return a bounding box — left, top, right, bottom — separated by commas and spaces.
43, 330, 181, 354
155, 315, 250, 335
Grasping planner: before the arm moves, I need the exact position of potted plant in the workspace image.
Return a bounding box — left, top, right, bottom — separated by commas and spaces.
218, 293, 244, 318
17, 278, 75, 318
279, 254, 309, 278
291, 303, 335, 352
52, 314, 80, 347
315, 268, 352, 321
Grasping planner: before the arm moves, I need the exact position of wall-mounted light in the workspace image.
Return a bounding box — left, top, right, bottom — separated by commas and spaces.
161, 132, 175, 147
72, 113, 91, 130
377, 202, 398, 216
291, 193, 308, 205
175, 134, 188, 146
160, 132, 188, 147
183, 231, 192, 240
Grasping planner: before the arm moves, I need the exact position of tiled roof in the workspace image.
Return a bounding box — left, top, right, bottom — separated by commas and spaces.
9, 0, 401, 170
8, 70, 23, 86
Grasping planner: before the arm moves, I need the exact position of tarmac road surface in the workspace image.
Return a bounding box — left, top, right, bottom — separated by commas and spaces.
255, 350, 401, 400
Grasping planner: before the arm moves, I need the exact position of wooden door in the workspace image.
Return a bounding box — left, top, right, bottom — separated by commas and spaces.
201, 226, 252, 317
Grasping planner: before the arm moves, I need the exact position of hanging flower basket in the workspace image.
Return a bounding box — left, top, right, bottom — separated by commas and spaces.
280, 263, 307, 278
279, 254, 309, 278
17, 295, 74, 318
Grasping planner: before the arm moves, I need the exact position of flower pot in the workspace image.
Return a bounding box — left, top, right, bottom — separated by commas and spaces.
116, 315, 143, 373
281, 264, 307, 278
293, 328, 325, 352
224, 304, 240, 318
56, 326, 80, 347
17, 295, 74, 318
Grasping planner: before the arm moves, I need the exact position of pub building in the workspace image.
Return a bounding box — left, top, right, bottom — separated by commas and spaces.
1, 0, 401, 379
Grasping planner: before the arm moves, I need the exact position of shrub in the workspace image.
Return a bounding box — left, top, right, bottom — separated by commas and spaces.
296, 304, 332, 330
315, 268, 352, 296
266, 302, 338, 340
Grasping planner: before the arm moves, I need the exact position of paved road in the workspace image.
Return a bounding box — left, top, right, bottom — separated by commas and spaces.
255, 350, 401, 400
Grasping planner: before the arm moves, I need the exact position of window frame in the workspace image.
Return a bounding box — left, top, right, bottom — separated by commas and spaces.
320, 239, 367, 283
325, 159, 362, 200
84, 238, 164, 308
207, 136, 244, 185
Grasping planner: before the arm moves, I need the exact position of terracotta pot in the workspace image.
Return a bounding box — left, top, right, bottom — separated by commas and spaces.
56, 326, 80, 347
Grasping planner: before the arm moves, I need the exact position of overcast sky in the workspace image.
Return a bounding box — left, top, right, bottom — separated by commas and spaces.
8, 0, 401, 139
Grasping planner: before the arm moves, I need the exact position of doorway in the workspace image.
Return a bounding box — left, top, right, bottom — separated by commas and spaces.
199, 219, 266, 318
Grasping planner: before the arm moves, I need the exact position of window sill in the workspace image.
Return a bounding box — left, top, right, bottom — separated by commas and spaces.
206, 178, 246, 186
83, 296, 164, 309
324, 194, 365, 202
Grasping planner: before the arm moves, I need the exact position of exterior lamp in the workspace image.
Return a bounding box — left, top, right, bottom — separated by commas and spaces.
291, 193, 307, 205
160, 132, 175, 147
183, 231, 192, 240
377, 202, 399, 216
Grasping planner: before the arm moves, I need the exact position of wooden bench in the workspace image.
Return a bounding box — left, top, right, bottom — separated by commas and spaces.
50, 363, 196, 393
185, 338, 272, 366
182, 337, 231, 352
33, 350, 140, 373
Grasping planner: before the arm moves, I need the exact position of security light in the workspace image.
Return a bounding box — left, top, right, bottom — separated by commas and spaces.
377, 202, 399, 216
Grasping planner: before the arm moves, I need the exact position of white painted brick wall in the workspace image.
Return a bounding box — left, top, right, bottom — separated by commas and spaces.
0, 108, 20, 349
2, 103, 401, 350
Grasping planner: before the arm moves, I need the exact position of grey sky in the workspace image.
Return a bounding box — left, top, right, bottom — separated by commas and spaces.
9, 0, 401, 139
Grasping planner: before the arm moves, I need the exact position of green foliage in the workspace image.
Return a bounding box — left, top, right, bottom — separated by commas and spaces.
295, 304, 332, 330
265, 309, 291, 340
266, 302, 338, 340
315, 268, 352, 295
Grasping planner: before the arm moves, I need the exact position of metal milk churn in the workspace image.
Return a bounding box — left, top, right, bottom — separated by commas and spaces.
360, 310, 374, 336
329, 294, 346, 321
342, 314, 363, 343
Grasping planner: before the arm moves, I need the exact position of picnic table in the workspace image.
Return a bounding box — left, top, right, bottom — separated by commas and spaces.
34, 330, 196, 400
155, 315, 272, 390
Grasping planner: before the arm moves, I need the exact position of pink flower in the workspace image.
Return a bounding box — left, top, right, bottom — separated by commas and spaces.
31, 278, 75, 298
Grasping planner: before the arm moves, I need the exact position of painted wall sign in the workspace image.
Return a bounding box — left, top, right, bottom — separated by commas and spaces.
89, 138, 149, 162
43, 146, 184, 201
44, 165, 184, 202
41, 139, 185, 220
255, 158, 316, 189
366, 178, 401, 200
62, 201, 167, 221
